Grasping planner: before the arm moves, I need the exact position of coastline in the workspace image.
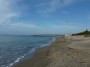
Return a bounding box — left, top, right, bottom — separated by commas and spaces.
14, 36, 90, 67
12, 36, 57, 67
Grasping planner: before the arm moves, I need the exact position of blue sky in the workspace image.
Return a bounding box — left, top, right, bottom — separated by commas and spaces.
0, 0, 90, 35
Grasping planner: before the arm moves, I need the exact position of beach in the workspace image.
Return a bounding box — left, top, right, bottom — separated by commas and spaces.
14, 36, 90, 67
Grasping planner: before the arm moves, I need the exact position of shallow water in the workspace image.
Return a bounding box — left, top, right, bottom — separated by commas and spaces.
0, 35, 55, 67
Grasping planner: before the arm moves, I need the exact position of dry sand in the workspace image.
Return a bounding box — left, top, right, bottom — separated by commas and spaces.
14, 36, 90, 67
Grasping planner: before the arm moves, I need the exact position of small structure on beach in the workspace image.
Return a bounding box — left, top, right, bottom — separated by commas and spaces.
65, 35, 71, 36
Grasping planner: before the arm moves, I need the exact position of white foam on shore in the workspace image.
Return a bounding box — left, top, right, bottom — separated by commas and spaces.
40, 37, 57, 48
7, 37, 58, 67
7, 48, 36, 67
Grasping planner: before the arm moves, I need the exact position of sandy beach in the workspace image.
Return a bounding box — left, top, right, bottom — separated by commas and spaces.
14, 36, 90, 67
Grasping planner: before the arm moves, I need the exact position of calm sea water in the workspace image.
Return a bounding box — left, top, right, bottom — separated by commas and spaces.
0, 35, 55, 67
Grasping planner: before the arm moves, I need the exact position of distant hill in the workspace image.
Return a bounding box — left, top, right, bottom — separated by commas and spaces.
32, 34, 63, 37
72, 29, 90, 36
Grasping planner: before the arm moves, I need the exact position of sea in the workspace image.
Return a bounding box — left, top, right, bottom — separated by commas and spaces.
0, 35, 56, 67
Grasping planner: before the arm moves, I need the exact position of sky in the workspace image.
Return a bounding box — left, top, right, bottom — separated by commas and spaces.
0, 0, 90, 35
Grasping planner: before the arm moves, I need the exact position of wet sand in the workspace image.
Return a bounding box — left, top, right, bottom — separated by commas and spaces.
14, 36, 90, 67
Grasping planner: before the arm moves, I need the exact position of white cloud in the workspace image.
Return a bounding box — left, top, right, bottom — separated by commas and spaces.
0, 0, 20, 24
0, 22, 38, 35
45, 23, 79, 30
1, 22, 37, 30
52, 25, 79, 29
8, 23, 37, 29
37, 0, 75, 14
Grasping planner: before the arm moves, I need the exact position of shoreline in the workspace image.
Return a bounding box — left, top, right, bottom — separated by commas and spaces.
14, 36, 90, 67
13, 36, 59, 67
12, 36, 57, 67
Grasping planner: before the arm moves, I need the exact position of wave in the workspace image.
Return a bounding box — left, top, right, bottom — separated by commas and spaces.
7, 48, 36, 67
